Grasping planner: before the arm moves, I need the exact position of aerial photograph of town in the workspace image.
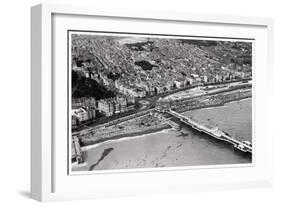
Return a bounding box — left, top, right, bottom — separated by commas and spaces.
70, 31, 253, 172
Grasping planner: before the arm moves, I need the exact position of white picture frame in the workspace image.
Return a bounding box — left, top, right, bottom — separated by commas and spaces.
31, 3, 274, 202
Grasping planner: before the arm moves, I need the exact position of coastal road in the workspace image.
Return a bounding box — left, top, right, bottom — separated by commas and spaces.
74, 80, 251, 135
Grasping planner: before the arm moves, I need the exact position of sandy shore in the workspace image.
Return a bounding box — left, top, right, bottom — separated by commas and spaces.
80, 113, 170, 145
81, 124, 171, 147
72, 97, 252, 172
81, 128, 173, 152
79, 97, 251, 147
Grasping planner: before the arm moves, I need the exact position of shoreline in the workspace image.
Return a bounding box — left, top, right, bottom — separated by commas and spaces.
80, 97, 251, 149
81, 124, 172, 148
81, 127, 173, 152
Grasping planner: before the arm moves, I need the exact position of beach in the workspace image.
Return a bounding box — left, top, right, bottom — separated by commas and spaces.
72, 98, 252, 172
80, 113, 171, 146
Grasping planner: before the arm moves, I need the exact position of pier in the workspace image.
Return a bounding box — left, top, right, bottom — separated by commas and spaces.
166, 109, 252, 153
155, 112, 181, 130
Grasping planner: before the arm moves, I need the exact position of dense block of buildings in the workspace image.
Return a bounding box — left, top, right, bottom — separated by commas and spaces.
71, 107, 96, 128
97, 96, 133, 117
72, 97, 96, 108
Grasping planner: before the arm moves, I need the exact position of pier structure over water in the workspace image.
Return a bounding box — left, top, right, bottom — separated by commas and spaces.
166, 109, 252, 154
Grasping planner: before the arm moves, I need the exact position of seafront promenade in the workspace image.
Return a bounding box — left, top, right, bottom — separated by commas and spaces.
72, 98, 252, 171
71, 93, 252, 163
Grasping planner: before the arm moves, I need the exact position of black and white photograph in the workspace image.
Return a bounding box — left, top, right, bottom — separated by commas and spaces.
69, 31, 253, 173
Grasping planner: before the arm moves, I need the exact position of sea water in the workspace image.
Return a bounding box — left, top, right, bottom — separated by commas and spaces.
72, 98, 252, 172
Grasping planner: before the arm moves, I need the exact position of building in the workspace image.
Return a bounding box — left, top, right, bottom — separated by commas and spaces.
72, 97, 96, 108
72, 107, 96, 123
98, 99, 115, 117
135, 88, 146, 97
241, 71, 245, 78
185, 77, 193, 86
97, 96, 129, 116
174, 80, 184, 89
114, 101, 121, 114
72, 116, 79, 129
117, 96, 127, 112
127, 95, 136, 104
215, 74, 221, 82
203, 75, 208, 83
